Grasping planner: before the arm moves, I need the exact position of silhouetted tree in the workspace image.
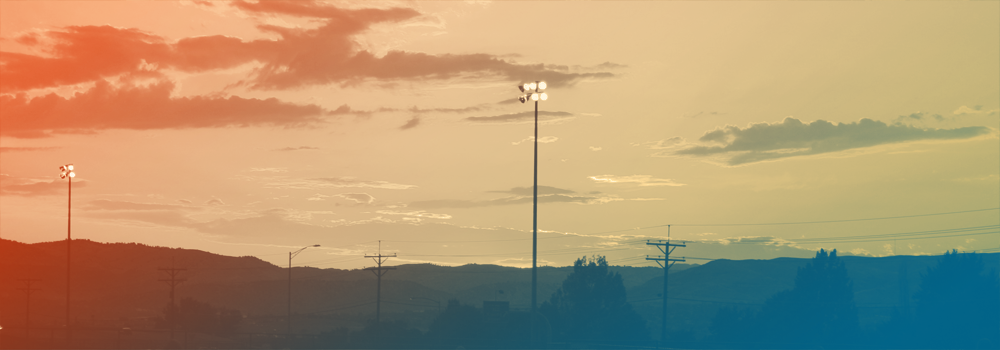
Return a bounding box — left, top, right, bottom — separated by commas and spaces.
711, 249, 858, 348
912, 250, 999, 348
540, 256, 648, 345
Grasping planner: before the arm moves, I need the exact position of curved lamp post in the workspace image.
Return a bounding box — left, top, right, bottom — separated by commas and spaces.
59, 164, 75, 344
288, 244, 319, 337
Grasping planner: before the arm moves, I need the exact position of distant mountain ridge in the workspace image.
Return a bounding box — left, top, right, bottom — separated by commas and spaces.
2, 238, 996, 337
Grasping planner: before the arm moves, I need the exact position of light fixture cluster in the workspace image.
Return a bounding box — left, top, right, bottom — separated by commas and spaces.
59, 164, 75, 179
518, 81, 548, 103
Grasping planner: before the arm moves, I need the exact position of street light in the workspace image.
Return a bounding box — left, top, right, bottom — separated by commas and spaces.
59, 164, 75, 344
288, 244, 319, 337
517, 81, 547, 324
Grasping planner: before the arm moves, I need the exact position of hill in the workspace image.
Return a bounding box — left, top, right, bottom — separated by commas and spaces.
2, 238, 996, 338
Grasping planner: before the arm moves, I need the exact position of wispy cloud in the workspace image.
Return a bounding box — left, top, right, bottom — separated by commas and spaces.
264, 177, 416, 190
336, 193, 375, 204
489, 186, 577, 196
663, 117, 990, 166
273, 146, 319, 152
400, 116, 421, 130
512, 136, 558, 145
0, 174, 87, 196
205, 197, 226, 206
410, 186, 622, 209
250, 167, 288, 173
466, 111, 574, 124
375, 210, 451, 220
953, 105, 999, 116
0, 146, 59, 153
84, 199, 199, 211
588, 175, 686, 187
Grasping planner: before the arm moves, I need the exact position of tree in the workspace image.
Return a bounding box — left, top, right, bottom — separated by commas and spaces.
912, 250, 999, 348
711, 249, 858, 348
540, 256, 648, 345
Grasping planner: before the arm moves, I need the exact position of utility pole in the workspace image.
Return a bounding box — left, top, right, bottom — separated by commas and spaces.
364, 241, 396, 342
17, 279, 41, 338
158, 261, 187, 341
646, 225, 685, 346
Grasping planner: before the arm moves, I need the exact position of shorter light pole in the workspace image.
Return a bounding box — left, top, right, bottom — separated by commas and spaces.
288, 244, 319, 337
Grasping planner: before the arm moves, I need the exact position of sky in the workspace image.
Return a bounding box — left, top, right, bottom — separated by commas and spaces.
1, 1, 998, 270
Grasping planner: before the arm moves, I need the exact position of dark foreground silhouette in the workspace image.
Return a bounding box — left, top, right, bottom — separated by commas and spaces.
2, 239, 997, 349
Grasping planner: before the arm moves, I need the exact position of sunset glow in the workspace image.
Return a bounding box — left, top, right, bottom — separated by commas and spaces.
1, 1, 997, 271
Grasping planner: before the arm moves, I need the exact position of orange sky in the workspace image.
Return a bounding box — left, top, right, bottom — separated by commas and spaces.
1, 1, 998, 269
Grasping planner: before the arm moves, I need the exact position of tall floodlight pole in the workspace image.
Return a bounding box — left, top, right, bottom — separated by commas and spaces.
517, 81, 548, 344
288, 244, 320, 337
58, 164, 75, 345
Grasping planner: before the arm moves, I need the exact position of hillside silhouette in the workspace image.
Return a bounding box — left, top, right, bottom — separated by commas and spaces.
2, 238, 997, 348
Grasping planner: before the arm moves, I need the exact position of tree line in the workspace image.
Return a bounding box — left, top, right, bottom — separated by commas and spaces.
156, 250, 999, 349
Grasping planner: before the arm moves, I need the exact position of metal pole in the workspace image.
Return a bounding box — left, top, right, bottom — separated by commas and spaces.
662, 251, 668, 344
66, 175, 72, 345
531, 98, 539, 344
288, 252, 292, 337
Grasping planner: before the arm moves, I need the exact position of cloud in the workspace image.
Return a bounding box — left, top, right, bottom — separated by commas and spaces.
668, 117, 991, 166
308, 177, 416, 190
465, 111, 574, 124
684, 111, 724, 118
952, 105, 996, 116
895, 111, 945, 123
588, 175, 686, 187
634, 137, 684, 150
273, 146, 319, 152
336, 193, 375, 204
375, 210, 452, 220
205, 197, 226, 206
84, 199, 198, 211
250, 167, 288, 172
511, 136, 558, 145
589, 146, 602, 151
0, 175, 87, 196
0, 80, 330, 138
490, 186, 576, 196
1, 2, 612, 93
410, 186, 624, 209
0, 147, 59, 153
407, 105, 486, 114
409, 194, 622, 209
400, 116, 420, 130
